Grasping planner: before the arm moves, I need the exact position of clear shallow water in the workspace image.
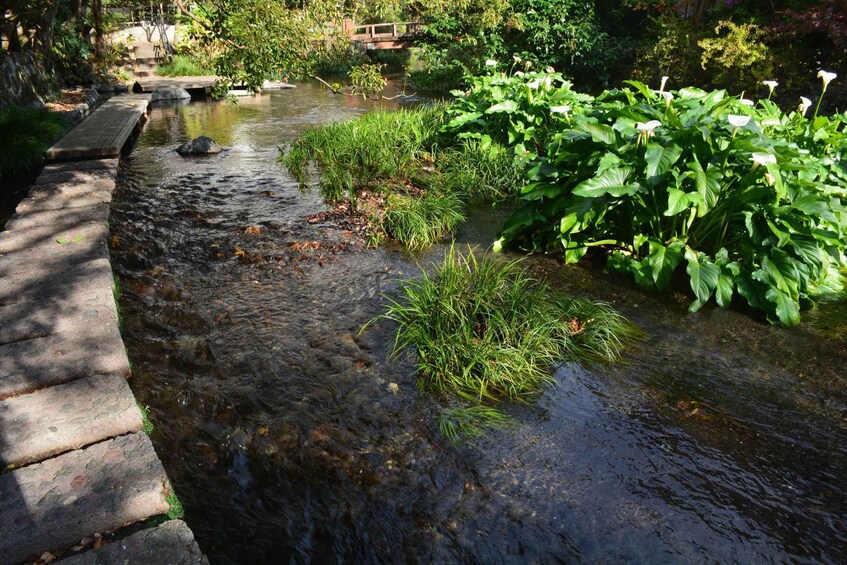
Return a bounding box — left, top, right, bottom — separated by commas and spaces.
111, 85, 847, 563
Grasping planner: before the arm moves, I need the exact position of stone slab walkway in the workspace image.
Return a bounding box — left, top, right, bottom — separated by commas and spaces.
0, 95, 205, 564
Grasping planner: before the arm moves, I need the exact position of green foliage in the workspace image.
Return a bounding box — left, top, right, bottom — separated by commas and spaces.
447, 71, 847, 325
382, 192, 465, 251
0, 106, 69, 181
632, 14, 705, 88
698, 21, 773, 92
373, 246, 627, 409
348, 62, 388, 98
166, 492, 185, 520
283, 107, 444, 204
437, 406, 512, 440
137, 402, 154, 436
156, 54, 215, 77
282, 106, 526, 249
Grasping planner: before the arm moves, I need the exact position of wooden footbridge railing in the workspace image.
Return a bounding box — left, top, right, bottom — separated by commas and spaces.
340, 19, 423, 50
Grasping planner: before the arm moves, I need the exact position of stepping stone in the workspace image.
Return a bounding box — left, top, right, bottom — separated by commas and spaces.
0, 433, 171, 565
0, 374, 142, 469
40, 158, 119, 176
0, 324, 129, 400
0, 283, 119, 345
0, 257, 115, 307
59, 520, 208, 565
15, 178, 116, 214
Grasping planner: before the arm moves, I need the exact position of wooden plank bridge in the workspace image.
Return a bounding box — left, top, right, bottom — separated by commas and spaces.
341, 19, 423, 50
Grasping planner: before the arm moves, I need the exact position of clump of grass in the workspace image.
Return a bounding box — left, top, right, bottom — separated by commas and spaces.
155, 54, 214, 77
0, 105, 69, 181
437, 406, 512, 440
435, 140, 524, 201
137, 402, 154, 436
382, 192, 465, 251
166, 492, 185, 520
283, 106, 445, 204
374, 246, 629, 406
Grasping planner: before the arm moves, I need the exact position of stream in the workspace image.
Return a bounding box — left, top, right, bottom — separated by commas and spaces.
110, 84, 847, 563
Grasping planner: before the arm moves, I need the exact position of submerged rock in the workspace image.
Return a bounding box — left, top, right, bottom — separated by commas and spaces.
152, 87, 191, 102
177, 136, 222, 156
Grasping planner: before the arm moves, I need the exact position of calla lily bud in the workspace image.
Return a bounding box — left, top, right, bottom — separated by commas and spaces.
798, 96, 812, 116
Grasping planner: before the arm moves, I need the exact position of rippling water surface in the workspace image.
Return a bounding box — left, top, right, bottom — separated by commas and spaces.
110, 84, 847, 563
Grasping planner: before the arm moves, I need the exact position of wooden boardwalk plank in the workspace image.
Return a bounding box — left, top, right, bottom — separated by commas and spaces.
46, 95, 151, 161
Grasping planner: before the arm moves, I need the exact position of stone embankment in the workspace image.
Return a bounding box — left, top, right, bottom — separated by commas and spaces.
0, 96, 206, 564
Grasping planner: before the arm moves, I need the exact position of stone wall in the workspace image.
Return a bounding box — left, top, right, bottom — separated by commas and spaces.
0, 50, 50, 108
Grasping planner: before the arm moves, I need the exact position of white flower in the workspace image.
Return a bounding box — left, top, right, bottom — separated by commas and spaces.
545, 66, 555, 73
727, 115, 751, 128
762, 80, 778, 94
513, 55, 522, 63
660, 76, 669, 92
798, 96, 812, 116
817, 70, 837, 89
750, 152, 777, 167
485, 59, 497, 67
550, 105, 571, 115
636, 120, 662, 132
526, 79, 542, 89
514, 71, 525, 77
740, 98, 755, 107
660, 91, 674, 107
760, 117, 781, 127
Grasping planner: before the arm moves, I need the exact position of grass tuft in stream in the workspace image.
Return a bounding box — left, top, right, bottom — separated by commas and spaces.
281, 107, 523, 249
370, 246, 629, 436
0, 105, 69, 182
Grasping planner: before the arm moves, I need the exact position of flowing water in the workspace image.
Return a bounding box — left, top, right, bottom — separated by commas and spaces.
110, 84, 847, 563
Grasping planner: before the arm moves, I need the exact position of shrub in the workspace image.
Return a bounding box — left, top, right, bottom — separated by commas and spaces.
447, 70, 847, 325
0, 105, 69, 182
698, 21, 773, 93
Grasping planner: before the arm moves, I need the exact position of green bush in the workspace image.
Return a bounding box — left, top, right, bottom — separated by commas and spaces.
447, 70, 847, 325
0, 105, 69, 182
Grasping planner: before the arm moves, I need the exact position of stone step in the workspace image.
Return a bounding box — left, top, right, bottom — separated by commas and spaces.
0, 432, 171, 565
0, 233, 110, 278
0, 282, 119, 345
58, 520, 208, 565
134, 56, 161, 66
39, 158, 119, 179
135, 70, 157, 78
0, 214, 110, 254
15, 177, 116, 214
0, 374, 142, 469
0, 256, 115, 307
0, 319, 129, 400
3, 202, 111, 232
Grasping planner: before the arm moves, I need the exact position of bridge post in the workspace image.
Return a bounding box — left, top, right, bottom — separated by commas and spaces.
342, 18, 354, 37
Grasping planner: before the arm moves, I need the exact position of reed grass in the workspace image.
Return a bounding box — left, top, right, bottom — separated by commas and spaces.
382, 192, 465, 251
374, 247, 629, 407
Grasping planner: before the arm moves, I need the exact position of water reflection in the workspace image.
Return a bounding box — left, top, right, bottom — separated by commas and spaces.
111, 84, 847, 563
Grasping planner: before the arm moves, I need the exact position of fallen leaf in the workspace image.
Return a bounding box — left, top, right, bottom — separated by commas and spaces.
244, 226, 262, 234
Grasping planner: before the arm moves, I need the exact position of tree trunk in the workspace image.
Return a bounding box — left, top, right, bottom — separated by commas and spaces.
92, 0, 106, 67
36, 0, 61, 73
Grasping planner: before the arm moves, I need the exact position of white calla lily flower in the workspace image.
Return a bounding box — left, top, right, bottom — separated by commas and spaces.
817, 70, 837, 89
727, 115, 751, 128
659, 76, 669, 92
550, 105, 571, 115
750, 152, 777, 167
798, 96, 812, 116
762, 80, 778, 94
637, 120, 662, 132
740, 98, 755, 107
661, 91, 674, 107
485, 59, 497, 67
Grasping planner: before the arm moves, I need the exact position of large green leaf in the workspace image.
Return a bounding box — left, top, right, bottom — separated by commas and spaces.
761, 249, 800, 296
647, 240, 684, 289
764, 287, 801, 326
576, 120, 617, 145
685, 248, 720, 310
665, 188, 692, 216
485, 100, 519, 114
687, 157, 721, 215
645, 142, 683, 186
572, 167, 638, 198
